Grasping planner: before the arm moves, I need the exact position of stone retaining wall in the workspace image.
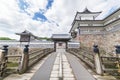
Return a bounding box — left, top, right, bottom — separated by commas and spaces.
77, 30, 120, 53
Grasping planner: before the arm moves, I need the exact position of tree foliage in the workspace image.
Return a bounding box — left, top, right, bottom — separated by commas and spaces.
0, 37, 12, 40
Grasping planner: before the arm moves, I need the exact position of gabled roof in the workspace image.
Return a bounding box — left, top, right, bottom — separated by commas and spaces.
16, 30, 38, 39
82, 8, 92, 13
78, 8, 101, 14
51, 34, 71, 41
22, 30, 31, 33
51, 34, 71, 39
16, 30, 32, 35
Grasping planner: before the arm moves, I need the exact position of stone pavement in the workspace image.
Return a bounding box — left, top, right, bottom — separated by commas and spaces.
66, 52, 96, 80
50, 49, 76, 80
31, 52, 57, 80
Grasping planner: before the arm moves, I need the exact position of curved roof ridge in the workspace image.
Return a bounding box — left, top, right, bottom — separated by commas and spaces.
78, 8, 101, 14
83, 8, 92, 13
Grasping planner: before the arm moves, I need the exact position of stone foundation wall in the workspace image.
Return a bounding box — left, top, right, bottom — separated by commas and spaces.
104, 30, 120, 52
78, 34, 105, 48
77, 30, 120, 53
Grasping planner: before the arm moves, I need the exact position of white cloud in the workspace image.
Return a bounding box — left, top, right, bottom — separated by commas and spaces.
25, 0, 48, 15
0, 0, 120, 40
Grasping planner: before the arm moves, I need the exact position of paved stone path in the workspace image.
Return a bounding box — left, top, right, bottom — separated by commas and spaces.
66, 52, 96, 80
31, 52, 57, 80
50, 49, 76, 80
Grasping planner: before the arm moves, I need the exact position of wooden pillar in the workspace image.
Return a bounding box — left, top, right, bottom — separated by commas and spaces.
0, 49, 5, 77
93, 45, 103, 75
0, 50, 4, 61
54, 41, 56, 52
0, 45, 8, 77
65, 42, 68, 51
18, 45, 29, 74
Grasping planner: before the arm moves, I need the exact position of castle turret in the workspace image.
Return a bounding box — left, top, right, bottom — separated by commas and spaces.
75, 8, 101, 20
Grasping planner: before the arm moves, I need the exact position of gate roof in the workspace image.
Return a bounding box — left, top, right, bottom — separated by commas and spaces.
51, 34, 71, 41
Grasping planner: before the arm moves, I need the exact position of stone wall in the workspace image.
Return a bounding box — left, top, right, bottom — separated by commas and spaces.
78, 34, 104, 47
77, 30, 120, 53
104, 30, 120, 52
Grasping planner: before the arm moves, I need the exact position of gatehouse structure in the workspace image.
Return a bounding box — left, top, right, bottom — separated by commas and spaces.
51, 34, 71, 51
1, 9, 120, 79
70, 8, 120, 52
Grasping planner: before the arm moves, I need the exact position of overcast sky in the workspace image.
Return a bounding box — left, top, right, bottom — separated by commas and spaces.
0, 0, 120, 40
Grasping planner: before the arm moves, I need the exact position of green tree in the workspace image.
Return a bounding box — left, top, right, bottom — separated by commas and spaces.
0, 37, 12, 40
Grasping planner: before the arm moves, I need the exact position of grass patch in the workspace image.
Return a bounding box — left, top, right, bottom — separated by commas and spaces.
7, 62, 18, 67
115, 76, 120, 79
